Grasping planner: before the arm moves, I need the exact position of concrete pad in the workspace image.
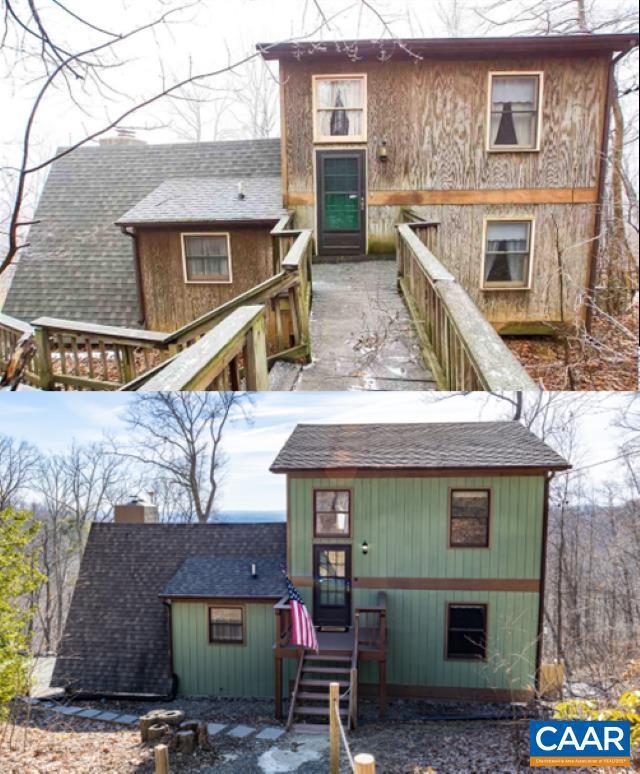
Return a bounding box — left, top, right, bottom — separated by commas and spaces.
113, 714, 139, 725
227, 724, 255, 738
256, 726, 285, 741
294, 261, 435, 391
58, 706, 83, 716
207, 722, 227, 737
94, 711, 120, 721
258, 733, 328, 773
76, 708, 103, 718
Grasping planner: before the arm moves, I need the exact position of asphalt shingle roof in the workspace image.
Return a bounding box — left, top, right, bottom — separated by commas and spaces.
161, 556, 286, 599
270, 422, 570, 472
3, 138, 281, 327
52, 521, 285, 696
117, 176, 286, 225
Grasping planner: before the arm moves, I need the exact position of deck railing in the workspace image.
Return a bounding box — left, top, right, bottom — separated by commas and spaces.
396, 216, 536, 391
0, 217, 312, 391
354, 592, 387, 655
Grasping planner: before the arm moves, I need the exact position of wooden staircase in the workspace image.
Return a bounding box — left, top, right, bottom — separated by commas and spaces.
287, 650, 357, 733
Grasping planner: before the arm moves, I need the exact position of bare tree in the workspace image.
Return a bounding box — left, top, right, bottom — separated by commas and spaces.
0, 433, 40, 510
226, 58, 279, 139
113, 392, 252, 524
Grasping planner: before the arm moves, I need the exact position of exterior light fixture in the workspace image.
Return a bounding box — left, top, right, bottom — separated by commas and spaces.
377, 140, 388, 162
361, 541, 369, 555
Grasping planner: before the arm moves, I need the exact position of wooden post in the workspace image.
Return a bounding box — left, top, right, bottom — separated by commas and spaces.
354, 753, 376, 773
121, 345, 136, 384
274, 655, 282, 720
154, 744, 169, 774
351, 666, 358, 730
329, 681, 340, 774
33, 326, 54, 390
244, 311, 269, 390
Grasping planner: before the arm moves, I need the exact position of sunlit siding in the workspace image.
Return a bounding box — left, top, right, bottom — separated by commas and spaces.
172, 601, 276, 697
289, 474, 544, 691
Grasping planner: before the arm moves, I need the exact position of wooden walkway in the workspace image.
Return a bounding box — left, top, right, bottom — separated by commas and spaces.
290, 260, 436, 391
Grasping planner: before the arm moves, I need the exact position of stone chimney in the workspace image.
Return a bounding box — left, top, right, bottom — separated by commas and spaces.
114, 495, 159, 524
98, 128, 147, 147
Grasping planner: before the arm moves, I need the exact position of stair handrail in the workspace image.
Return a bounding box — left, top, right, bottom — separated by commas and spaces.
286, 649, 305, 731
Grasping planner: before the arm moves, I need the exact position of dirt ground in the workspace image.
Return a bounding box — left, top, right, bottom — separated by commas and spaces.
2, 698, 635, 774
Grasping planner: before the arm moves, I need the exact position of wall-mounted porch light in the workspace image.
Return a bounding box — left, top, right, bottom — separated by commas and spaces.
377, 140, 388, 162
361, 541, 369, 555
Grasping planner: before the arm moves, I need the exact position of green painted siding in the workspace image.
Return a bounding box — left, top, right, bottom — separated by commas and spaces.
289, 474, 545, 691
172, 602, 276, 698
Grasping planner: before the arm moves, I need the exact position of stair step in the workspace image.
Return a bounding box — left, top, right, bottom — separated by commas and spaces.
299, 679, 349, 688
296, 705, 348, 717
301, 666, 350, 674
297, 691, 332, 701
305, 654, 352, 662
290, 722, 327, 734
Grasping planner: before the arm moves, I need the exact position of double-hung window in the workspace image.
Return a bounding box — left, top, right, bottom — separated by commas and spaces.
208, 606, 243, 644
446, 604, 487, 660
314, 489, 351, 537
482, 218, 534, 289
182, 233, 232, 283
488, 72, 542, 151
313, 75, 367, 143
450, 490, 490, 548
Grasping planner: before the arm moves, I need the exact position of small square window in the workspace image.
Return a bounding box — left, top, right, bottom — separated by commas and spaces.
314, 490, 351, 537
183, 234, 231, 282
488, 73, 541, 150
446, 604, 487, 660
209, 607, 243, 644
313, 75, 367, 143
450, 490, 490, 548
483, 219, 533, 289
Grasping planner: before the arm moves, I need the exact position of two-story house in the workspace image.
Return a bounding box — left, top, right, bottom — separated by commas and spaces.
52, 421, 569, 728
4, 34, 637, 336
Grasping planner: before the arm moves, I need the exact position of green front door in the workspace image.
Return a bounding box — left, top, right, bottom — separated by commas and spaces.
317, 150, 365, 255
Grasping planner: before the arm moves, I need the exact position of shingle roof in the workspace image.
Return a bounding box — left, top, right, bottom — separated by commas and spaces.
270, 422, 570, 472
52, 521, 285, 696
117, 176, 286, 226
161, 556, 286, 599
3, 138, 281, 327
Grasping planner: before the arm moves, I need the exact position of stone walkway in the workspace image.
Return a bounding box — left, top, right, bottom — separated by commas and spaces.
293, 260, 436, 391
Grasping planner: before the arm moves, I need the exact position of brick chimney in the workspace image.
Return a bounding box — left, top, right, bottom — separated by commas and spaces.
114, 496, 158, 524
99, 128, 146, 147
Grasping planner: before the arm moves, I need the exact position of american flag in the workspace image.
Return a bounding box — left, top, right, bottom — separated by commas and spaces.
286, 576, 318, 652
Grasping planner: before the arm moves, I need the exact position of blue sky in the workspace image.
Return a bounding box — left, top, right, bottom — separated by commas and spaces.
0, 391, 634, 510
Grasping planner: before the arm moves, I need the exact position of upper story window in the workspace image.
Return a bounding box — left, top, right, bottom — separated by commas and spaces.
488, 72, 542, 151
446, 603, 487, 660
208, 606, 243, 644
482, 218, 534, 290
450, 489, 490, 548
314, 489, 351, 537
313, 75, 367, 143
182, 233, 232, 284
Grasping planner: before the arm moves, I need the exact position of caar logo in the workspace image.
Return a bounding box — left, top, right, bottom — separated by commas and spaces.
530, 720, 631, 767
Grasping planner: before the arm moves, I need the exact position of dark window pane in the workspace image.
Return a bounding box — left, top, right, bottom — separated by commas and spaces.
449, 605, 486, 630
451, 517, 488, 547
447, 629, 486, 659
209, 607, 243, 642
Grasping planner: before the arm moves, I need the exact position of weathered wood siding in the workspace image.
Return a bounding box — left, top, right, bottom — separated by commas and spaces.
280, 55, 609, 324
172, 601, 276, 698
137, 227, 274, 331
288, 474, 544, 691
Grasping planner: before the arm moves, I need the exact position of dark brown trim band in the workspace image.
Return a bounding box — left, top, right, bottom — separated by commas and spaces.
278, 466, 566, 478
291, 575, 539, 592
357, 682, 534, 704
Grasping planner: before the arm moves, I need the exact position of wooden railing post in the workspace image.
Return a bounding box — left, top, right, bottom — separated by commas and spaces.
33, 326, 54, 390
329, 682, 340, 774
354, 753, 376, 773
244, 311, 269, 390
154, 743, 169, 774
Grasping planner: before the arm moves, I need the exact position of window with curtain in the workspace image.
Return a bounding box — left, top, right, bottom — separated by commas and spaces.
450, 490, 490, 547
208, 607, 243, 643
314, 489, 351, 536
489, 73, 541, 150
183, 234, 230, 282
446, 604, 487, 660
483, 220, 533, 289
314, 75, 366, 142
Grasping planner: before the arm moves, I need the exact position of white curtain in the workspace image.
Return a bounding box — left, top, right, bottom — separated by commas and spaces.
491, 76, 537, 146
316, 78, 363, 109
491, 76, 537, 106
185, 235, 229, 279
485, 222, 529, 283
